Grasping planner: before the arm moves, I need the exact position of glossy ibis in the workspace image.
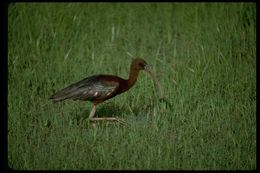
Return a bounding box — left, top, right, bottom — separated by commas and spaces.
50, 58, 163, 124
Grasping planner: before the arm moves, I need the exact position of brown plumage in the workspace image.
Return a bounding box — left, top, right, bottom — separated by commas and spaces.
50, 58, 163, 123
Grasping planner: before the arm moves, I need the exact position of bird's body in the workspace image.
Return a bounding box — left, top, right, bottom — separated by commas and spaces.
51, 74, 126, 104
50, 58, 163, 123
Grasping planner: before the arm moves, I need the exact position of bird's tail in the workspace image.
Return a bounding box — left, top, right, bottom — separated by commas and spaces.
50, 84, 77, 102
50, 91, 68, 102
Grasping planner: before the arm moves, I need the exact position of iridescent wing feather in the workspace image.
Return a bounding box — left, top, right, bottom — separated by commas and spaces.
50, 75, 119, 102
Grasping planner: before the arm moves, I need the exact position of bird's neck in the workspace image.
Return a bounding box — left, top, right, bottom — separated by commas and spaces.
127, 66, 140, 90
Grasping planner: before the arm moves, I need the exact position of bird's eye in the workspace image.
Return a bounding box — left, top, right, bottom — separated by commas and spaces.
139, 62, 147, 68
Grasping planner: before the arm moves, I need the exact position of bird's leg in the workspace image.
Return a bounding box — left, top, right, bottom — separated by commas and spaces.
88, 104, 97, 119
88, 104, 127, 125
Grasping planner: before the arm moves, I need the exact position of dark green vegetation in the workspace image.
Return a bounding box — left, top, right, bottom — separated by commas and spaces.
8, 3, 256, 170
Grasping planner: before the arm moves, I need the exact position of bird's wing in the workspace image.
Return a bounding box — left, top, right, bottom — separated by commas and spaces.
70, 80, 119, 101
50, 75, 119, 102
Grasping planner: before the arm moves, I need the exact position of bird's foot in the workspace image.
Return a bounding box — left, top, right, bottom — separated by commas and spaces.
89, 117, 127, 126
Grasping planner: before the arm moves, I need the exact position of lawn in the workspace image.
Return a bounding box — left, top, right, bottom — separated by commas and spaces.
8, 3, 256, 170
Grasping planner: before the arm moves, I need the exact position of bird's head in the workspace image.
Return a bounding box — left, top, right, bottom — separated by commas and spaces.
132, 58, 148, 70
132, 58, 164, 99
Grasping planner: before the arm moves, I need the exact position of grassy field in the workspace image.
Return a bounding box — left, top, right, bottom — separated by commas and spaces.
8, 3, 256, 170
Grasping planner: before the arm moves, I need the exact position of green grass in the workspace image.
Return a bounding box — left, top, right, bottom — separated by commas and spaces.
8, 3, 256, 170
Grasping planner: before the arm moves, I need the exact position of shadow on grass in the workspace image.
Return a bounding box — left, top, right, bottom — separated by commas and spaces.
76, 104, 126, 121
159, 97, 173, 109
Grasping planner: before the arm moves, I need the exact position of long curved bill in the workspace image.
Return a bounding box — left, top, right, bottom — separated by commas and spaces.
144, 64, 164, 99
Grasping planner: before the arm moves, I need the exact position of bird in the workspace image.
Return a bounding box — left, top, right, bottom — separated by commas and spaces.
50, 58, 163, 124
